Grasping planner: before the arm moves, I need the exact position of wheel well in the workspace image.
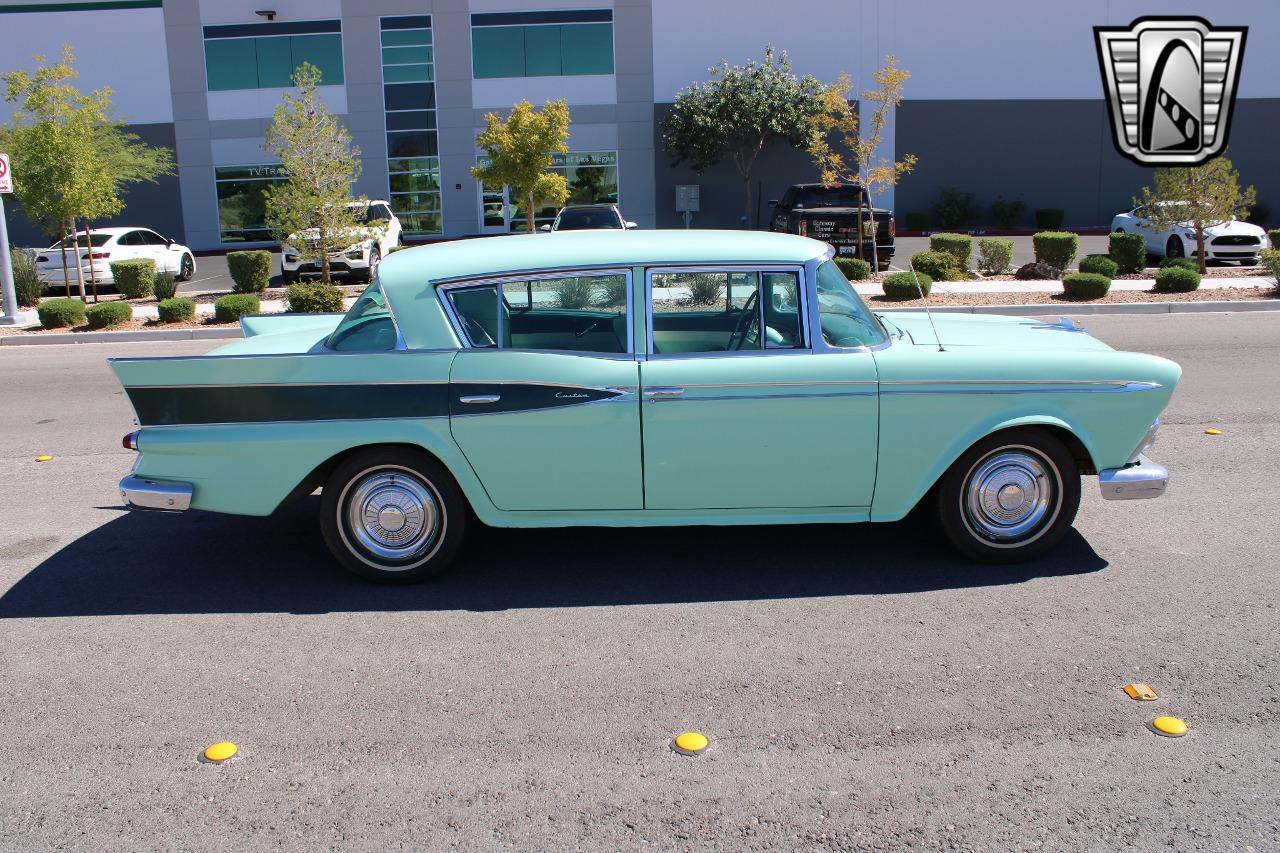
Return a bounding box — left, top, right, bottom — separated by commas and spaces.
276, 442, 462, 509
994, 424, 1096, 476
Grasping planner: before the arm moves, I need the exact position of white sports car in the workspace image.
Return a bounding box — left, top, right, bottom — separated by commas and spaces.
36, 226, 196, 291
1111, 203, 1267, 264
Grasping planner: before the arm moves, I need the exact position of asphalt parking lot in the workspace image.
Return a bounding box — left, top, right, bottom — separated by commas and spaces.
1, 312, 1278, 851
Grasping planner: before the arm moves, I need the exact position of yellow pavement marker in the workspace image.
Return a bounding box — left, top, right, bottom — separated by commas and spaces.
201, 741, 239, 762
671, 731, 709, 755
1204, 428, 1222, 435
35, 455, 52, 462
1149, 716, 1188, 738
1123, 683, 1159, 701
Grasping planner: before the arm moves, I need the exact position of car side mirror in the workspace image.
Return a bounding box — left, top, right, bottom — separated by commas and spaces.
767, 199, 779, 208
624, 221, 638, 229
166, 237, 174, 247
538, 224, 552, 232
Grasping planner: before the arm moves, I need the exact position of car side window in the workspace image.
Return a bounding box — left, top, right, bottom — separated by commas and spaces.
446, 272, 630, 353
118, 231, 143, 246
141, 230, 168, 245
648, 270, 804, 355
326, 281, 399, 352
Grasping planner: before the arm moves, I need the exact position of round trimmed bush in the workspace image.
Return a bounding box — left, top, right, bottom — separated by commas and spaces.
286, 282, 344, 314
1154, 266, 1201, 293
1032, 231, 1079, 271
1079, 254, 1118, 277
1109, 231, 1147, 273
1061, 272, 1111, 300
1159, 256, 1199, 272
227, 250, 272, 293
213, 293, 260, 323
37, 298, 86, 329
110, 259, 156, 299
156, 297, 196, 324
909, 250, 962, 281
835, 256, 872, 281
882, 271, 932, 298
977, 237, 1014, 274
929, 233, 972, 270
85, 300, 133, 329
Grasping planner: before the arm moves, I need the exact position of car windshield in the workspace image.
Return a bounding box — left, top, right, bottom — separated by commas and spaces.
793, 187, 866, 208
815, 259, 887, 348
326, 281, 398, 352
51, 233, 112, 248
555, 208, 621, 230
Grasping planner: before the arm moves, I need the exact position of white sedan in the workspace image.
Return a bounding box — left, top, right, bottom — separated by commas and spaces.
37, 227, 196, 291
1111, 203, 1267, 264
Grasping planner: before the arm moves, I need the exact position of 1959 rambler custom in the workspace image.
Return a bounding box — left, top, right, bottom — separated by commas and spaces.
112, 231, 1178, 583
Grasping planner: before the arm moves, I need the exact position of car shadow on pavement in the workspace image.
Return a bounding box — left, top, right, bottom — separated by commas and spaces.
0, 499, 1107, 618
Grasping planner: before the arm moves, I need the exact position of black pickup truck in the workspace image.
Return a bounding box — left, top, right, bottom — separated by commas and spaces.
767, 183, 895, 270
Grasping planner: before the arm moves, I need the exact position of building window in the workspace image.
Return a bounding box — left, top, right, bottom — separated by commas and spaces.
382, 16, 441, 235
471, 10, 613, 79
478, 151, 618, 232
215, 164, 286, 243
203, 21, 344, 91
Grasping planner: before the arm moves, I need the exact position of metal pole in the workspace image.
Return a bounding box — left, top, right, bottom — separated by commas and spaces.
0, 192, 29, 326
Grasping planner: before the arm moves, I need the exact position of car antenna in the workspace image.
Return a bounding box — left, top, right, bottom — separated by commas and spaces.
909, 260, 945, 352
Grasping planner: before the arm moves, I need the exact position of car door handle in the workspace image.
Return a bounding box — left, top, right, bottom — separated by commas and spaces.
459, 394, 501, 404
643, 386, 684, 400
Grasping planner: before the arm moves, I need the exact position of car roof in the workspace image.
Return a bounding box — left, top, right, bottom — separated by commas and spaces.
559, 204, 615, 211
66, 226, 150, 236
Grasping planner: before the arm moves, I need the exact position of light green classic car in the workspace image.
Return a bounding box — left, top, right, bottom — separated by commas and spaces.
112, 230, 1178, 582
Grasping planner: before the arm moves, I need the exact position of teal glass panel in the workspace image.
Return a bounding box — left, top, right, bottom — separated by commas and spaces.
380, 28, 431, 47
292, 33, 344, 85
204, 38, 258, 91
396, 209, 443, 235
561, 23, 613, 75
387, 156, 438, 175
381, 45, 432, 64
390, 171, 441, 193
254, 36, 294, 88
472, 26, 524, 78
391, 191, 441, 211
383, 64, 431, 83
522, 25, 562, 76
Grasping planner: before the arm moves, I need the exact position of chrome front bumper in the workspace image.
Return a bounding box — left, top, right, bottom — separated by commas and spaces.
120, 474, 192, 511
1098, 455, 1168, 500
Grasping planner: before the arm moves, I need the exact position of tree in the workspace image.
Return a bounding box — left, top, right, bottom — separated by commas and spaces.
1136, 155, 1257, 274
263, 62, 365, 283
809, 56, 917, 270
661, 46, 824, 227
471, 100, 570, 234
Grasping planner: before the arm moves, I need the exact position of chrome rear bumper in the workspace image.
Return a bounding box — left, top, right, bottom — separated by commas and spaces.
120, 474, 192, 511
1098, 455, 1168, 500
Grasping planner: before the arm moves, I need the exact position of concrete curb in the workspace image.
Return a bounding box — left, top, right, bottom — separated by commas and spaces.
877, 300, 1280, 316
0, 326, 243, 346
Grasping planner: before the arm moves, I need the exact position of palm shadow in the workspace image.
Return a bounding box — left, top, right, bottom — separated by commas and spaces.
0, 498, 1107, 618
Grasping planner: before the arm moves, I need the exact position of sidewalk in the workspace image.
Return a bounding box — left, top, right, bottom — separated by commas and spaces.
850, 275, 1274, 296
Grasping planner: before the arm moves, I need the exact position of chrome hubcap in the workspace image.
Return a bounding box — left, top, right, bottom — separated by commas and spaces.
344, 469, 440, 563
964, 450, 1055, 542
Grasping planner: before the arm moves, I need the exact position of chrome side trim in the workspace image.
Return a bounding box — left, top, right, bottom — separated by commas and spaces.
120, 474, 193, 511
881, 379, 1161, 395
1099, 454, 1168, 500
459, 394, 501, 404
428, 257, 829, 288
655, 390, 877, 403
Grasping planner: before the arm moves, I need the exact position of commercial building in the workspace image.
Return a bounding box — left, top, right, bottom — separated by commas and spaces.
1, 0, 1276, 249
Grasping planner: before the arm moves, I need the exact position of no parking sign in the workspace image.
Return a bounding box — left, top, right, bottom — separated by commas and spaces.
0, 153, 11, 193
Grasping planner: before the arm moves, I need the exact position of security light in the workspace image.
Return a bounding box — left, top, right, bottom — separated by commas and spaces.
255, 10, 276, 20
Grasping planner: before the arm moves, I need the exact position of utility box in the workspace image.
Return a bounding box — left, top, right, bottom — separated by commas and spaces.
675, 184, 700, 213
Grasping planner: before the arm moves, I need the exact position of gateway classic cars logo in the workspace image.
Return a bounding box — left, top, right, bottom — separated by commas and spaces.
1094, 16, 1247, 166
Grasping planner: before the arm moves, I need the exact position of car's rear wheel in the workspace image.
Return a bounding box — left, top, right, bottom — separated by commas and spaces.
937, 428, 1080, 563
320, 448, 467, 583
1166, 236, 1185, 258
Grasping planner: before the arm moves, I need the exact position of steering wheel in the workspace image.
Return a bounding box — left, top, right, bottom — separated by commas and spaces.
726, 290, 760, 351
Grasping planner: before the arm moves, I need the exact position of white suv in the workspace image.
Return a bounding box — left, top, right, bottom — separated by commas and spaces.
36, 227, 196, 291
281, 201, 402, 283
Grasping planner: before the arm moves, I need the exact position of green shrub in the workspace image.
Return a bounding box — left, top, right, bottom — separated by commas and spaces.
227, 250, 272, 293
10, 248, 43, 307
110, 259, 156, 299
152, 271, 178, 301
1258, 249, 1280, 287
835, 256, 872, 281
910, 250, 962, 281
1079, 254, 1118, 277
686, 273, 723, 305
213, 293, 261, 323
882, 271, 932, 298
1034, 208, 1065, 229
85, 300, 133, 329
990, 198, 1026, 228
156, 297, 196, 323
976, 237, 1014, 274
1061, 272, 1111, 300
929, 233, 972, 270
1154, 266, 1201, 293
1032, 231, 1079, 271
37, 298, 86, 329
1109, 231, 1147, 273
1268, 229, 1280, 249
552, 277, 595, 309
1159, 256, 1199, 272
285, 282, 344, 313
904, 212, 930, 231
596, 276, 628, 306
932, 187, 976, 228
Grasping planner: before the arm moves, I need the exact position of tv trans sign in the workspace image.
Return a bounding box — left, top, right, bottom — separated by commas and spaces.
1095, 17, 1247, 166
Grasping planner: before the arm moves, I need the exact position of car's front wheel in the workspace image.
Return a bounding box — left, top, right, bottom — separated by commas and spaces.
178, 253, 195, 281
320, 448, 467, 583
1166, 236, 1185, 258
937, 428, 1080, 563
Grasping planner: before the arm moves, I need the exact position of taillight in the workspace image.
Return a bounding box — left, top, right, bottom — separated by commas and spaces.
797, 219, 808, 237
123, 431, 139, 451
84, 251, 111, 260
888, 218, 896, 237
